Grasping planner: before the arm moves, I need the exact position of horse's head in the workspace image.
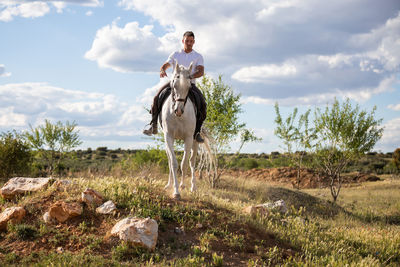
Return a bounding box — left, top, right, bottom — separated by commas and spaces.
170, 61, 193, 117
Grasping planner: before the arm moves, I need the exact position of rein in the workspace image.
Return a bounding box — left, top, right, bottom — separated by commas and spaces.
171, 79, 190, 107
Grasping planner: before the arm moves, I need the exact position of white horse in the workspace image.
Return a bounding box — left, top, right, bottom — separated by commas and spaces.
161, 62, 199, 199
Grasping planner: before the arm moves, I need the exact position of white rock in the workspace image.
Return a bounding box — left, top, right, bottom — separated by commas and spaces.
0, 207, 26, 231
262, 199, 288, 213
81, 188, 104, 207
111, 217, 158, 250
244, 199, 288, 217
43, 211, 56, 224
0, 177, 51, 199
96, 200, 116, 214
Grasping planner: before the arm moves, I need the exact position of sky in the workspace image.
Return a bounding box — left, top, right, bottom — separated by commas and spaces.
1, 0, 399, 153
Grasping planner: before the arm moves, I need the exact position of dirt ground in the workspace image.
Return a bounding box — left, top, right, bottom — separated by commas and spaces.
225, 167, 381, 189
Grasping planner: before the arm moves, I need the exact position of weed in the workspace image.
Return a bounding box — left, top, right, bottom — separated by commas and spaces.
212, 252, 224, 266
4, 252, 19, 264
10, 223, 38, 240
111, 241, 152, 262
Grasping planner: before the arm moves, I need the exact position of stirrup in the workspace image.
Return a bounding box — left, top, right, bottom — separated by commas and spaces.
143, 124, 158, 136
195, 132, 204, 143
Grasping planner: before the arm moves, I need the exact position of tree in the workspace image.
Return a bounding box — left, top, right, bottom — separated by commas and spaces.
24, 120, 82, 176
274, 103, 317, 189
197, 75, 261, 187
237, 129, 262, 154
0, 131, 32, 180
314, 98, 383, 201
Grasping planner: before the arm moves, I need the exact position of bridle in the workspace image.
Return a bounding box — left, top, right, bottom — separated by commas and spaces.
171, 75, 189, 107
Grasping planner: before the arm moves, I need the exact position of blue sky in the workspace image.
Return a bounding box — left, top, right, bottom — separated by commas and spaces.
1, 0, 399, 153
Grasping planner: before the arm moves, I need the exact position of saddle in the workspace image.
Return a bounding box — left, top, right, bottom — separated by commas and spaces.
157, 86, 203, 119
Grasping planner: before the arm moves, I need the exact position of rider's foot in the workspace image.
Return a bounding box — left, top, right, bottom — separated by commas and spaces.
195, 132, 204, 143
143, 124, 158, 136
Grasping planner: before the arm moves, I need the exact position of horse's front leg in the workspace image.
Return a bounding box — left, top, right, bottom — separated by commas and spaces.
180, 137, 193, 190
190, 141, 199, 192
165, 134, 180, 199
164, 164, 173, 190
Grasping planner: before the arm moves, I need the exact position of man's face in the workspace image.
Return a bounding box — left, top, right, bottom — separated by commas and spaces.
182, 36, 195, 51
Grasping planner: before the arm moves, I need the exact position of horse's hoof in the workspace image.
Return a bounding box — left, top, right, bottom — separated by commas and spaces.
172, 193, 181, 200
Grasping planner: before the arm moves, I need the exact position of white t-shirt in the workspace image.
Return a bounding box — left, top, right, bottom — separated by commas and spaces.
166, 49, 204, 83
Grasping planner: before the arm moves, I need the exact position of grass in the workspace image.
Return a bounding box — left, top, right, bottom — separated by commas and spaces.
0, 169, 399, 266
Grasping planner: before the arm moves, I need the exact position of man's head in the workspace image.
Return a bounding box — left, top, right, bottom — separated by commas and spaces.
182, 31, 195, 53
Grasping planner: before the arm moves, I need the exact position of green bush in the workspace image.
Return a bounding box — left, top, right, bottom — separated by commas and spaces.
0, 131, 32, 179
115, 148, 169, 174
11, 224, 38, 240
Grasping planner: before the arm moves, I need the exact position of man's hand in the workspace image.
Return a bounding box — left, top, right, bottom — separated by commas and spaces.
160, 69, 168, 78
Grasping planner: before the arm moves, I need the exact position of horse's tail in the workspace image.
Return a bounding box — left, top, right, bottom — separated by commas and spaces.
197, 128, 220, 187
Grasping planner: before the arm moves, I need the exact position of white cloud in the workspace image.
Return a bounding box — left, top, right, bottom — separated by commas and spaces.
85, 20, 166, 73
242, 75, 397, 106
0, 82, 149, 143
232, 63, 297, 83
0, 64, 11, 77
0, 107, 27, 127
0, 1, 50, 21
388, 104, 400, 111
112, 0, 400, 106
376, 117, 400, 152
85, 10, 93, 16
0, 0, 102, 21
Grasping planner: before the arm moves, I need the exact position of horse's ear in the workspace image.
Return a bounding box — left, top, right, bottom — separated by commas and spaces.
174, 60, 179, 74
188, 62, 193, 74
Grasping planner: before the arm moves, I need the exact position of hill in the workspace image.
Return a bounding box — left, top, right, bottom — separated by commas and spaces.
1, 171, 399, 266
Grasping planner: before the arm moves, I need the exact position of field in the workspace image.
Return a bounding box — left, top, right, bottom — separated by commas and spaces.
1, 165, 399, 266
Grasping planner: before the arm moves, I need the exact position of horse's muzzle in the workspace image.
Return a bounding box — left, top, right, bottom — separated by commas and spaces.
175, 108, 184, 117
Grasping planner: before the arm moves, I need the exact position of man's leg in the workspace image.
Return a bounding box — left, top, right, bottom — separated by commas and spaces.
143, 82, 170, 136
190, 84, 207, 143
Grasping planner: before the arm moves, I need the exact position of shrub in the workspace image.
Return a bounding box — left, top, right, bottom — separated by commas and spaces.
0, 131, 31, 179
11, 224, 38, 240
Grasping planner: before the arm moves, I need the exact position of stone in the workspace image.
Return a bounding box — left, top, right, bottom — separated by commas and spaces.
243, 204, 269, 217
263, 199, 288, 213
195, 223, 203, 229
96, 200, 116, 214
0, 207, 26, 231
111, 217, 158, 250
244, 199, 288, 217
0, 177, 51, 199
43, 211, 57, 224
48, 201, 83, 223
81, 188, 104, 207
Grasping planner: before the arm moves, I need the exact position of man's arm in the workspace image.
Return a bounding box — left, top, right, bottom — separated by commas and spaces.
160, 62, 171, 78
190, 65, 204, 79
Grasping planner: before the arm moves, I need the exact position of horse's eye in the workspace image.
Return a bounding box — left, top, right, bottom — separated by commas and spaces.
176, 75, 180, 79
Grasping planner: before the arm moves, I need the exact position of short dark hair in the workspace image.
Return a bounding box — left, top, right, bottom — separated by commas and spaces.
183, 31, 195, 39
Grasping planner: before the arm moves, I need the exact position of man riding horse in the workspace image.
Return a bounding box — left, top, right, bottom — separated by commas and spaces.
143, 31, 207, 143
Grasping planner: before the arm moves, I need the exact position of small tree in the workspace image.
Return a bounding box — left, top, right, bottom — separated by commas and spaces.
24, 120, 82, 176
237, 129, 262, 154
274, 103, 316, 189
0, 131, 32, 180
314, 98, 383, 201
198, 75, 260, 187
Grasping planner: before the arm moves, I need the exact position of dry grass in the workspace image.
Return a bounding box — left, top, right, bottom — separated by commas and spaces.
0, 171, 399, 266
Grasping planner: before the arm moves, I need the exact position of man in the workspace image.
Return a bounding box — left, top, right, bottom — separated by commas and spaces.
143, 31, 207, 143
